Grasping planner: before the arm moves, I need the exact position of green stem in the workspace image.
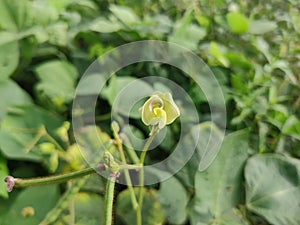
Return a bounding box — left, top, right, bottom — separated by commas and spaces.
15, 167, 95, 188
104, 175, 117, 225
121, 134, 140, 164
5, 164, 141, 192
139, 127, 159, 165
137, 126, 159, 225
112, 124, 139, 210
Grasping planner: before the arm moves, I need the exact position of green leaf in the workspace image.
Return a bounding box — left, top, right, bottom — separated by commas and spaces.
116, 188, 165, 225
245, 154, 300, 225
0, 106, 63, 161
53, 192, 104, 225
35, 60, 78, 107
0, 154, 9, 198
282, 115, 300, 140
248, 20, 277, 34
2, 185, 59, 224
0, 33, 19, 81
74, 125, 117, 167
90, 18, 122, 33
102, 76, 153, 118
0, 79, 32, 121
190, 130, 249, 225
158, 177, 188, 224
46, 22, 69, 46
209, 42, 229, 67
168, 10, 206, 50
226, 12, 249, 34
167, 122, 223, 188
0, 0, 32, 31
109, 4, 140, 27
75, 73, 105, 96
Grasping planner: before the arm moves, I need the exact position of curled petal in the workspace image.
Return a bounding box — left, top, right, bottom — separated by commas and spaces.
141, 95, 161, 125
157, 92, 180, 124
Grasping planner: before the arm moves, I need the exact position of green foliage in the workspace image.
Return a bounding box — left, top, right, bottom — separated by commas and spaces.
1, 185, 59, 224
116, 188, 165, 225
0, 0, 299, 224
245, 155, 300, 225
190, 130, 250, 225
226, 12, 249, 34
158, 176, 189, 224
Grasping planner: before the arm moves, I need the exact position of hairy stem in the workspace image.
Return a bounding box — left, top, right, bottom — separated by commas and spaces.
5, 164, 141, 192
112, 123, 139, 210
137, 126, 159, 225
104, 175, 117, 225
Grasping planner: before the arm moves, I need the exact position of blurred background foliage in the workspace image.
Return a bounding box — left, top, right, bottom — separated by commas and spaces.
0, 0, 299, 224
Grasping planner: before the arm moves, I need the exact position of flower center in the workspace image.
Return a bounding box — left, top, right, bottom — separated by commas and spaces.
148, 96, 164, 113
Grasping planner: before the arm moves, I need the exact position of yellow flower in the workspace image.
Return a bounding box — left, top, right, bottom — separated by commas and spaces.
141, 92, 180, 129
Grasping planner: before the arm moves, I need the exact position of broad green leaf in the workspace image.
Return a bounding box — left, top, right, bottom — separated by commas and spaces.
0, 33, 19, 81
75, 73, 105, 96
190, 130, 249, 225
102, 76, 153, 118
0, 106, 63, 161
35, 60, 78, 108
53, 192, 104, 225
0, 79, 32, 121
158, 177, 188, 224
248, 20, 277, 34
74, 192, 104, 225
0, 0, 32, 31
2, 185, 59, 224
226, 12, 249, 34
31, 0, 59, 26
90, 18, 122, 33
116, 188, 165, 225
110, 4, 140, 27
168, 10, 206, 50
245, 155, 300, 225
167, 122, 223, 188
0, 154, 9, 198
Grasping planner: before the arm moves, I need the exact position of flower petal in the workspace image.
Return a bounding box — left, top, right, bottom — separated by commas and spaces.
158, 92, 180, 124
141, 95, 160, 125
153, 108, 167, 129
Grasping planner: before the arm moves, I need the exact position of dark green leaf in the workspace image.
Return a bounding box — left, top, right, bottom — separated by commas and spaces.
35, 60, 78, 107
0, 79, 32, 121
2, 185, 59, 224
0, 33, 19, 81
116, 188, 165, 225
158, 176, 188, 224
245, 154, 300, 225
190, 130, 249, 225
0, 106, 63, 161
102, 76, 153, 118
